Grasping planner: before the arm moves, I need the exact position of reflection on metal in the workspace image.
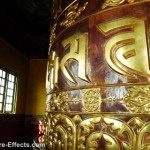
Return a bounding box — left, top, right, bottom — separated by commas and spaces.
102, 0, 135, 9
60, 2, 88, 27
46, 51, 59, 92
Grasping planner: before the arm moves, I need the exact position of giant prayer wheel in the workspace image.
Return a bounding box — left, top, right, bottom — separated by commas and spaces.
44, 0, 150, 149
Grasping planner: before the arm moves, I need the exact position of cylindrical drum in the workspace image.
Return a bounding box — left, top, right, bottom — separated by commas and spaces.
45, 0, 150, 149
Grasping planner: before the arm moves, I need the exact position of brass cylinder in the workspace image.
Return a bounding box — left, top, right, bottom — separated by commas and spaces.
45, 0, 150, 149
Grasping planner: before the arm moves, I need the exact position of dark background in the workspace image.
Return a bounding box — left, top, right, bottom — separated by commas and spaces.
0, 1, 53, 149
0, 0, 53, 59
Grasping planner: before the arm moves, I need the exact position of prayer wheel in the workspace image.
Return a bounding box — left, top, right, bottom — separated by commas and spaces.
45, 0, 150, 149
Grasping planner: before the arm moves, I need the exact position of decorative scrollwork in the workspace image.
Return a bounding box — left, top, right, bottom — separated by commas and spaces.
47, 88, 101, 112
86, 132, 120, 150
49, 92, 69, 111
137, 123, 150, 150
60, 2, 88, 28
44, 114, 150, 149
124, 85, 150, 113
47, 85, 150, 113
50, 114, 76, 150
77, 117, 101, 150
82, 89, 101, 112
104, 117, 136, 149
49, 23, 57, 50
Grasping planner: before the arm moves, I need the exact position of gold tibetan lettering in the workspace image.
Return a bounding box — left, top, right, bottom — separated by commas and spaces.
97, 18, 150, 78
60, 32, 90, 84
46, 51, 59, 92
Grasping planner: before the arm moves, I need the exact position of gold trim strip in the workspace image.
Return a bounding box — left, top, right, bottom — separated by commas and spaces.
48, 82, 150, 94
46, 85, 150, 113
46, 112, 150, 116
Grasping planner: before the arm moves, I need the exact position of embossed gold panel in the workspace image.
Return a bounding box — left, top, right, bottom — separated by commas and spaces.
97, 18, 150, 78
44, 113, 150, 150
44, 0, 150, 149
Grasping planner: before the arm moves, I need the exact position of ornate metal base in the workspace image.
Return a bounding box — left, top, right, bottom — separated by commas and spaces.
44, 85, 150, 150
44, 113, 150, 150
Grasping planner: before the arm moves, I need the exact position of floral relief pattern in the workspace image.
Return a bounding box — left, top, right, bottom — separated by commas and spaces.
47, 85, 150, 113
44, 114, 150, 150
60, 2, 88, 27
47, 88, 101, 112
124, 85, 150, 113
